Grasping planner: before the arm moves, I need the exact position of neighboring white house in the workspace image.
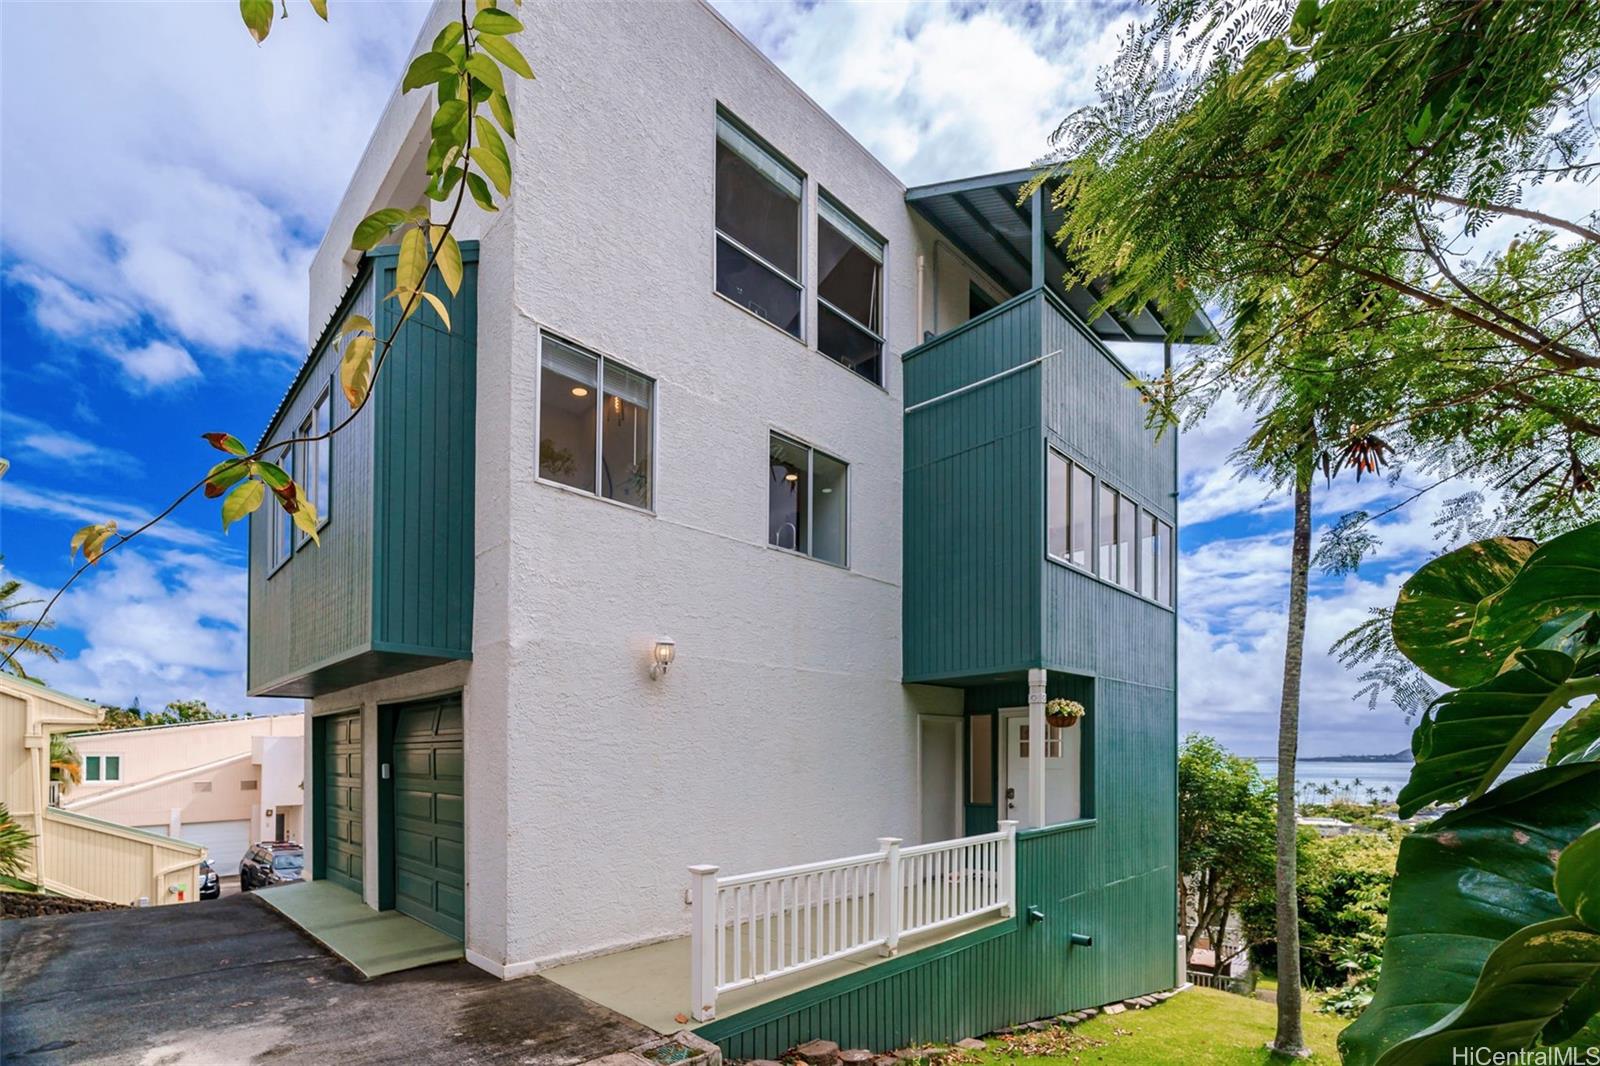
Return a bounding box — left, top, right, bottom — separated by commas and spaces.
245, 0, 1201, 1045
64, 716, 304, 870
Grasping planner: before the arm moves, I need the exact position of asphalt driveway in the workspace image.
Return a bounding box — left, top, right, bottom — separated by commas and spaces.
1, 894, 656, 1066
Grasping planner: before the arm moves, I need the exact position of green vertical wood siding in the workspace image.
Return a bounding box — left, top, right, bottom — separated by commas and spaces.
246, 245, 478, 697
371, 253, 477, 658
903, 295, 1043, 681
248, 271, 377, 694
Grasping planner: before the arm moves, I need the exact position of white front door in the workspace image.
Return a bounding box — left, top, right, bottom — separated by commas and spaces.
1004, 714, 1031, 826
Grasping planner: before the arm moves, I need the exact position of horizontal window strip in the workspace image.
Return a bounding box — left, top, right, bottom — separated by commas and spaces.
819, 195, 883, 262
716, 115, 802, 199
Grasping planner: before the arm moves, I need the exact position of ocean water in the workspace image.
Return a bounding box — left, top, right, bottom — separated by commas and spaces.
1255, 759, 1416, 804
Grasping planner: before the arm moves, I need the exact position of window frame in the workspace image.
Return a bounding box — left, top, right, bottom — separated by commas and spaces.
713, 108, 806, 342
1045, 448, 1094, 572
815, 189, 887, 387
534, 331, 658, 514
294, 382, 334, 550
267, 442, 294, 575
1043, 445, 1175, 611
84, 753, 123, 783
766, 431, 849, 568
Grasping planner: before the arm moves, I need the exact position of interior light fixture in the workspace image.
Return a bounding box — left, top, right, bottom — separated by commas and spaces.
785, 472, 799, 482
649, 638, 677, 680
572, 386, 590, 397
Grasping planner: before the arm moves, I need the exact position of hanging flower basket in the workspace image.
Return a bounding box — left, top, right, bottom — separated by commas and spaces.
1045, 698, 1086, 728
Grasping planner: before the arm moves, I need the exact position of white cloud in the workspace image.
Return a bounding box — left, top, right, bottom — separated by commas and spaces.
2, 413, 141, 475
1, 481, 218, 551
12, 550, 281, 717
714, 1, 1136, 183
104, 340, 201, 390
0, 1, 426, 362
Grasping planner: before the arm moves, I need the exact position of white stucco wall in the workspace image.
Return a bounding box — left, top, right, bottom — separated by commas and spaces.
301, 0, 974, 977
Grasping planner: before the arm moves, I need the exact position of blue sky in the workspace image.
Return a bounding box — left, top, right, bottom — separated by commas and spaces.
0, 0, 1513, 755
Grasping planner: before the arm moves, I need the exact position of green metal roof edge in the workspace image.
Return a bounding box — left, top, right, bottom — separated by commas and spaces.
256, 240, 480, 450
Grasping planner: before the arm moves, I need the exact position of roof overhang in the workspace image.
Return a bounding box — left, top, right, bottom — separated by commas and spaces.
907, 169, 1216, 345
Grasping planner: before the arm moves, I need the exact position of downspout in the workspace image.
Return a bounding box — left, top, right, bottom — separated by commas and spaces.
1167, 336, 1182, 984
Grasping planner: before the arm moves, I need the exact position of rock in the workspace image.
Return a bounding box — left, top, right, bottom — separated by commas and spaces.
1103, 1004, 1126, 1015
1122, 999, 1143, 1010
838, 1053, 873, 1066
872, 1057, 897, 1066
1080, 1008, 1098, 1019
956, 1039, 986, 1052
1054, 1014, 1077, 1025
796, 1042, 840, 1065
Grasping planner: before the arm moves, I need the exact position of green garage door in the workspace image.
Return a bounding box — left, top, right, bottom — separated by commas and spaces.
391, 696, 465, 940
321, 712, 364, 893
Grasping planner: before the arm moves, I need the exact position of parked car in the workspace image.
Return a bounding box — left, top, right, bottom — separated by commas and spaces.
198, 858, 220, 900
239, 842, 305, 891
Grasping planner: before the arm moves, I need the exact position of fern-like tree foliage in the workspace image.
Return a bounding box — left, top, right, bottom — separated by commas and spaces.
1041, 0, 1600, 529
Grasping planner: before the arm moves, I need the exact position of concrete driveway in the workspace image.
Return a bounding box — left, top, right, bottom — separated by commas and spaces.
1, 895, 656, 1066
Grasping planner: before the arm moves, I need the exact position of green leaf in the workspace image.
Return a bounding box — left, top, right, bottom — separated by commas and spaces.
1478, 524, 1600, 663
431, 99, 468, 143
464, 53, 504, 95
309, 0, 328, 20
1356, 917, 1600, 1065
221, 479, 266, 533
291, 496, 321, 545
1341, 763, 1600, 1066
464, 170, 497, 212
1391, 536, 1537, 687
339, 334, 375, 407
402, 51, 458, 93
396, 226, 428, 300
239, 0, 273, 43
1396, 648, 1600, 816
1552, 701, 1600, 765
434, 231, 463, 296
203, 458, 252, 499
489, 90, 515, 140
201, 432, 249, 457
417, 289, 451, 330
470, 147, 511, 196
1545, 971, 1600, 1045
426, 163, 466, 203
256, 461, 292, 491
471, 8, 523, 35
1556, 823, 1600, 930
476, 32, 533, 80
432, 21, 464, 53
352, 207, 411, 251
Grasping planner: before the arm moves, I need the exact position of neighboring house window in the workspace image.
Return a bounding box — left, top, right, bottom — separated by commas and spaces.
538, 335, 655, 510
715, 112, 803, 338
768, 433, 847, 566
84, 755, 121, 783
270, 443, 294, 570
1046, 451, 1094, 569
816, 192, 884, 384
1156, 517, 1174, 606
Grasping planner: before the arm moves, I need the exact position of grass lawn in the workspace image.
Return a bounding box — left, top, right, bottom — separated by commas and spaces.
967, 986, 1346, 1064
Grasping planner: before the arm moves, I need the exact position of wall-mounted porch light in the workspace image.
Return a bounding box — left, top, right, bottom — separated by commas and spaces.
649, 638, 677, 680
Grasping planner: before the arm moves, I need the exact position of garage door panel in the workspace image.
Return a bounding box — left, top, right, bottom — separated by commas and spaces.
388, 695, 464, 941
321, 711, 364, 894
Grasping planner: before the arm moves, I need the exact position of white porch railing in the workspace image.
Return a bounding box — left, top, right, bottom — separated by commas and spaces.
689, 822, 1018, 1021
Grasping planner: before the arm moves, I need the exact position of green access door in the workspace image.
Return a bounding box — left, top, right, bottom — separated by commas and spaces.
320, 711, 364, 893
389, 696, 465, 940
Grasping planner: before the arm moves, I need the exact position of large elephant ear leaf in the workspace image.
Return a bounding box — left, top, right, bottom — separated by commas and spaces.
1478, 523, 1600, 658
1357, 917, 1600, 1066
1551, 701, 1600, 766
1392, 536, 1536, 687
1340, 763, 1600, 1066
1396, 649, 1594, 817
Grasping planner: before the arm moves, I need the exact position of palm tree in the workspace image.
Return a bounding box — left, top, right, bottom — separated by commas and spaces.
1316, 784, 1333, 802
0, 561, 63, 679
49, 733, 82, 797
1365, 786, 1379, 806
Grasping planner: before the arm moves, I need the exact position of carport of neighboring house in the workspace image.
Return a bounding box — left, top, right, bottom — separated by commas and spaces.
262, 693, 466, 978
